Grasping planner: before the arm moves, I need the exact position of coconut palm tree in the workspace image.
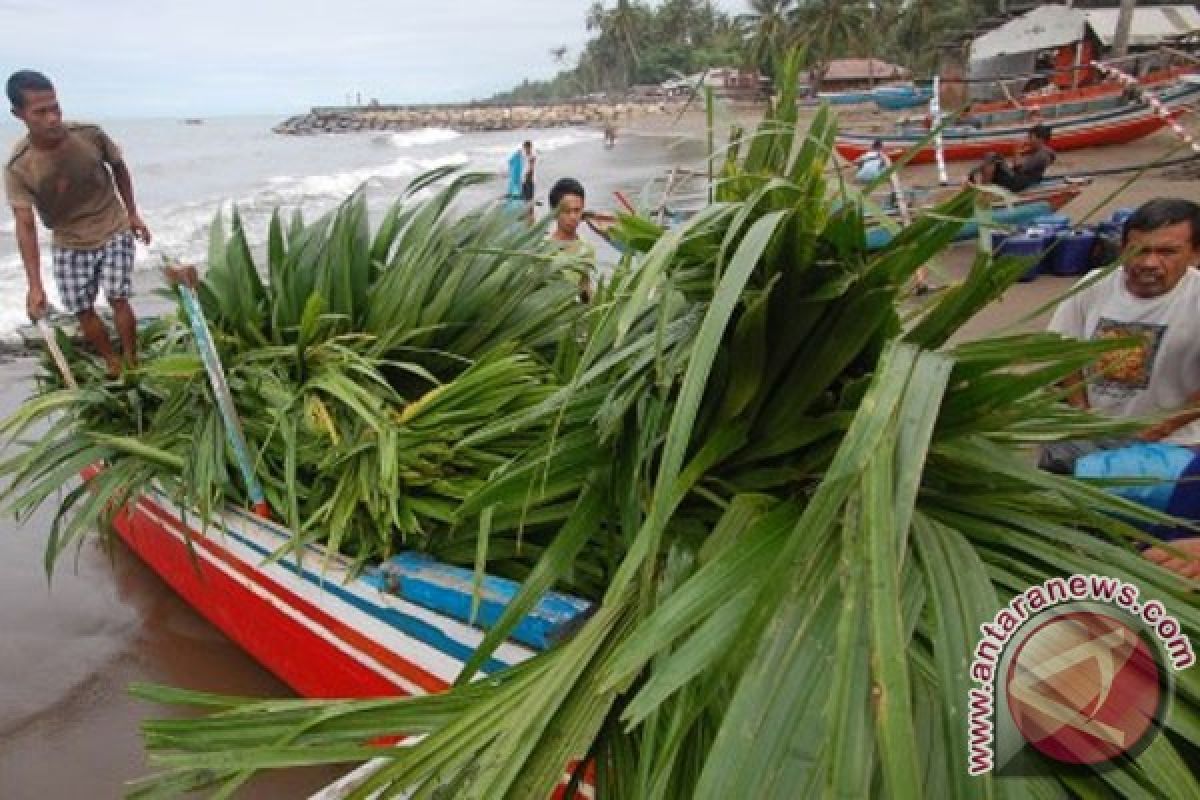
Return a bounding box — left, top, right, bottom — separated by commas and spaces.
586, 0, 643, 89
738, 0, 796, 75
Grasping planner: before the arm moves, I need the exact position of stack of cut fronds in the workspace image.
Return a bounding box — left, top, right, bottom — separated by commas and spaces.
0, 171, 594, 575
5, 56, 1200, 800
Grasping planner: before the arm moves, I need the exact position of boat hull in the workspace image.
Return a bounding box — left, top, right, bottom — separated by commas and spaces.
968, 66, 1195, 114
837, 80, 1200, 164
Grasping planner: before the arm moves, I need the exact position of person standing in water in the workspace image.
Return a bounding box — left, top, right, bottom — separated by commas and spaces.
5, 69, 152, 377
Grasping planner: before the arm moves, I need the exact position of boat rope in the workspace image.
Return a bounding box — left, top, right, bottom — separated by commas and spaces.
1090, 61, 1200, 156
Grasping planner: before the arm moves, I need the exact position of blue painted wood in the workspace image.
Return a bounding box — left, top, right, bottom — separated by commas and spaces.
178, 285, 269, 512
866, 200, 1054, 251
364, 552, 593, 651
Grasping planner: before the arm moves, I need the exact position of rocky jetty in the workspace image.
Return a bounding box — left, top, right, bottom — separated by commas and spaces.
273, 100, 680, 135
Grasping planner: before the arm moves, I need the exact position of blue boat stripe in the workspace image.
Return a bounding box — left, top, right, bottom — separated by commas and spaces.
191, 502, 515, 675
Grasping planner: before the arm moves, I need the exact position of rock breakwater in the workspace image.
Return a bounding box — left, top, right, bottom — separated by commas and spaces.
274, 100, 681, 135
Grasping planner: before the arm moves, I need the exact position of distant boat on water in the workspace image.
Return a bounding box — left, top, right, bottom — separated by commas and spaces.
181, 118, 205, 125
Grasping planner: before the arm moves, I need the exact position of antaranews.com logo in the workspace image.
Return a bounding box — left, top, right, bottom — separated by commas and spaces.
967, 574, 1194, 776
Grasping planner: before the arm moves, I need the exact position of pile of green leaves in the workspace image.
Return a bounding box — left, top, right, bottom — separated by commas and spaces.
0, 169, 591, 573
115, 68, 1200, 798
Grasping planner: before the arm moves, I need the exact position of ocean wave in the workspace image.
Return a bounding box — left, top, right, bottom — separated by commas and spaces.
266, 151, 473, 204
475, 129, 604, 157
388, 128, 462, 149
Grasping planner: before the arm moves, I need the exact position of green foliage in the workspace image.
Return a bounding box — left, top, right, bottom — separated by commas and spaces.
119, 65, 1200, 800
0, 177, 597, 578
494, 0, 1005, 100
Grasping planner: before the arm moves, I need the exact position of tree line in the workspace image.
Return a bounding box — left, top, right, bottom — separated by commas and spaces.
492, 0, 1004, 102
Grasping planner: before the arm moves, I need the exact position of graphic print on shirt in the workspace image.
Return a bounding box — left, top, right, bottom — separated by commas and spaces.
1090, 318, 1167, 394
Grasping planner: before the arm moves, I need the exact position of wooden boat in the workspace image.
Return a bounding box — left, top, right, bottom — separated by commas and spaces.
836, 76, 1200, 164
968, 65, 1196, 115
865, 178, 1087, 250
816, 89, 876, 106
873, 85, 933, 111
91, 468, 595, 796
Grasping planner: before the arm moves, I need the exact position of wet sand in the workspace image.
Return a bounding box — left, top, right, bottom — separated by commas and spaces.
0, 357, 347, 797
0, 108, 1195, 798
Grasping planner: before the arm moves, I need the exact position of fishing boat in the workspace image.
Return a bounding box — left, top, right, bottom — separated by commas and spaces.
91, 468, 595, 796
865, 178, 1087, 250
873, 85, 933, 111
816, 89, 876, 106
836, 75, 1200, 164
968, 64, 1196, 115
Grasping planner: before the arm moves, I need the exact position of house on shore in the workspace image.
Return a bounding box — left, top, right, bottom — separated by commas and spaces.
815, 58, 911, 92
661, 68, 769, 102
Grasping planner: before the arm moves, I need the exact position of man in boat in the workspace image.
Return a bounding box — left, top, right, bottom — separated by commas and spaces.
854, 139, 890, 184
967, 124, 1055, 192
5, 69, 151, 377
1041, 197, 1200, 579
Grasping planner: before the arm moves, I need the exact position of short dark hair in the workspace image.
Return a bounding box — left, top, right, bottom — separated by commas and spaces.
871, 139, 883, 149
1030, 124, 1052, 142
549, 177, 585, 209
1123, 197, 1200, 247
6, 70, 53, 110
522, 140, 532, 150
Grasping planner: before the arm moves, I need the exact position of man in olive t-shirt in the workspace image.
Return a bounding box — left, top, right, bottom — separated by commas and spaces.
4, 70, 152, 376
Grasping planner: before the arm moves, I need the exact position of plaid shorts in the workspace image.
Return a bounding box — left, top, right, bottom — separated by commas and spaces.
52, 231, 135, 314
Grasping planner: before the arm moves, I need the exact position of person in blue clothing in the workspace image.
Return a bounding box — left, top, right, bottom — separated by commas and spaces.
506, 140, 535, 215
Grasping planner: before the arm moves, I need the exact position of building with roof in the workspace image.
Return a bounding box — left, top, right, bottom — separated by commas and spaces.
966, 4, 1200, 100
815, 58, 912, 92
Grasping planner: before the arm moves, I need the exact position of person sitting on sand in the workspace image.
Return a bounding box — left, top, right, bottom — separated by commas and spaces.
1040, 197, 1200, 579
967, 124, 1055, 193
5, 69, 152, 378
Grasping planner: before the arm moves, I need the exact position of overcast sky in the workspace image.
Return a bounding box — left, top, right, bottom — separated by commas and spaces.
1, 0, 747, 119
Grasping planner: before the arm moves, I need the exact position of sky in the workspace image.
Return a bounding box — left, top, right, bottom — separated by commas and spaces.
1, 0, 748, 120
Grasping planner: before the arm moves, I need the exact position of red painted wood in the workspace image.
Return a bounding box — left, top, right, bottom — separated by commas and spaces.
114, 500, 410, 699
836, 109, 1178, 163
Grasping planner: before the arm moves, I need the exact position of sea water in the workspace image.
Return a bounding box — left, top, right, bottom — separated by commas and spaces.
0, 114, 623, 336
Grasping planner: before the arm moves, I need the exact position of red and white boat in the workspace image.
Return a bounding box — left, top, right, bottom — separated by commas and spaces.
836, 75, 1200, 164
94, 467, 596, 797
967, 64, 1195, 114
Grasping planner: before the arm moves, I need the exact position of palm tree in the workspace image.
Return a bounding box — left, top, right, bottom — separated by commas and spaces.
791, 0, 872, 91
586, 0, 642, 88
737, 0, 796, 76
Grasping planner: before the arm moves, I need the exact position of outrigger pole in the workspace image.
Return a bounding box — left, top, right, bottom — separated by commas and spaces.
163, 257, 272, 519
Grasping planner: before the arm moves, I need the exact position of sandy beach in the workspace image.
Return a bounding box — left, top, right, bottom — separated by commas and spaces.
0, 105, 1196, 798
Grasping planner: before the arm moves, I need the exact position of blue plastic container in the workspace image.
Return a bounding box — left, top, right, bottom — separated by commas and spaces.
998, 230, 1050, 282
1111, 207, 1135, 226
1097, 220, 1122, 240
1034, 213, 1071, 232
1049, 229, 1097, 276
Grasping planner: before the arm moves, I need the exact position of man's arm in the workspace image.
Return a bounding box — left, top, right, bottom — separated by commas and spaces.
1048, 291, 1091, 408
1140, 388, 1200, 442
1060, 370, 1090, 410
110, 161, 151, 244
13, 206, 47, 320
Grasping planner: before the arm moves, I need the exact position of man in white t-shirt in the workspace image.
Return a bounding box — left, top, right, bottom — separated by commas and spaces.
1043, 197, 1200, 579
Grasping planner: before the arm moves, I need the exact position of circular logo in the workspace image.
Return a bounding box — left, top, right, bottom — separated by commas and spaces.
1005, 610, 1165, 766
